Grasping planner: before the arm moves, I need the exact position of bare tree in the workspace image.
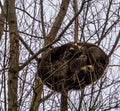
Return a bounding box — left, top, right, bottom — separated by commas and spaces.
0, 0, 120, 111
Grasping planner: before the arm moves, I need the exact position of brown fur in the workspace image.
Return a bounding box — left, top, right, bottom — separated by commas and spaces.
38, 42, 109, 92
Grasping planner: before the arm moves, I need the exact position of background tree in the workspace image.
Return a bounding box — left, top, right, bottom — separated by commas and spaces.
0, 0, 120, 111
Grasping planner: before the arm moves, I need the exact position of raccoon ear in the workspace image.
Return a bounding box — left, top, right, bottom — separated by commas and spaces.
69, 47, 75, 53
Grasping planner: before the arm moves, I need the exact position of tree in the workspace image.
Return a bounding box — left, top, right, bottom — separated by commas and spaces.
0, 0, 120, 111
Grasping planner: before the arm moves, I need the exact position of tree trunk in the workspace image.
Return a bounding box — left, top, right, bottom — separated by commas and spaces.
7, 0, 19, 111
60, 91, 68, 111
29, 77, 43, 111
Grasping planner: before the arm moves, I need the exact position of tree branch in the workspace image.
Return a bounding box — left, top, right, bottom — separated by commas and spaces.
19, 36, 39, 61
108, 31, 120, 57
45, 0, 70, 45
73, 0, 78, 42
40, 0, 46, 38
0, 1, 6, 41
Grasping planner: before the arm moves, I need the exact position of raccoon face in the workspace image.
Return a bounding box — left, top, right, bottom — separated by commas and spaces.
64, 43, 86, 60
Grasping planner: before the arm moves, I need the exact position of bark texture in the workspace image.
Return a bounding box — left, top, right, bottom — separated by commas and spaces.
7, 0, 19, 111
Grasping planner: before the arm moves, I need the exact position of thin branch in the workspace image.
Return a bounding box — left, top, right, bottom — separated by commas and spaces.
3, 14, 7, 111
40, 0, 46, 38
80, 0, 91, 42
95, 18, 119, 44
73, 0, 78, 42
19, 36, 39, 61
0, 1, 7, 17
98, 0, 113, 45
0, 1, 6, 41
108, 31, 120, 57
78, 89, 85, 111
0, 14, 5, 41
39, 91, 54, 103
15, 7, 41, 23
